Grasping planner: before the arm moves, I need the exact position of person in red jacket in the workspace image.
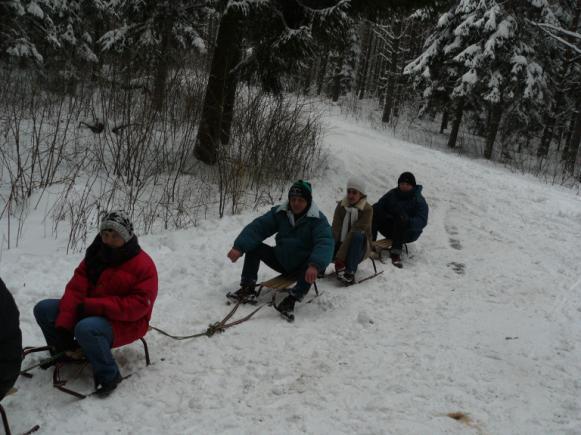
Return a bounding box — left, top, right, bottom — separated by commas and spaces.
34, 211, 158, 396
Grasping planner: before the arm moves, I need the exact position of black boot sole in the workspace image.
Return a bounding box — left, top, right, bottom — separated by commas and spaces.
225, 292, 257, 305
278, 311, 295, 322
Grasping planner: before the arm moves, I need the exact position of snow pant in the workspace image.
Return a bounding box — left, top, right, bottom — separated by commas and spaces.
372, 212, 419, 255
34, 299, 120, 385
241, 243, 312, 300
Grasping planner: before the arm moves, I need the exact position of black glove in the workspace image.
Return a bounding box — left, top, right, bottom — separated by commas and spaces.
54, 328, 76, 354
76, 303, 86, 320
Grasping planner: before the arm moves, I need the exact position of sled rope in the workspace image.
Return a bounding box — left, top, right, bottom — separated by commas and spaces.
150, 299, 265, 340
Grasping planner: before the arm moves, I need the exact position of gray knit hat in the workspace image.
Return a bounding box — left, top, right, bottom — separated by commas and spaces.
347, 176, 366, 196
99, 210, 134, 242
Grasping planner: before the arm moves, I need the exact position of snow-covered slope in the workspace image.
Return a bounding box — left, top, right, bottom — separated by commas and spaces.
2, 111, 581, 435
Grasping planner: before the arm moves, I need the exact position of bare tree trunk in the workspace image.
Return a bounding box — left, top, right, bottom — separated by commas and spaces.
484, 103, 503, 160
205, 15, 219, 74
393, 84, 402, 118
331, 63, 341, 102
538, 0, 580, 157
302, 59, 314, 95
220, 45, 241, 145
194, 10, 239, 165
316, 50, 329, 96
448, 98, 465, 149
367, 28, 380, 97
570, 114, 581, 173
440, 110, 449, 133
382, 19, 402, 124
356, 20, 372, 100
564, 110, 576, 148
538, 116, 555, 157
376, 21, 391, 103
152, 17, 171, 112
564, 96, 581, 172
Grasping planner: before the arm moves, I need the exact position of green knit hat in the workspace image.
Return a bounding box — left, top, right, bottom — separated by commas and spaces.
288, 180, 312, 207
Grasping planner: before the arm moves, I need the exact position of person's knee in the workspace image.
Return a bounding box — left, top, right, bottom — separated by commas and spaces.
74, 318, 101, 340
405, 231, 420, 243
34, 299, 58, 322
33, 300, 44, 321
75, 317, 111, 342
74, 319, 89, 340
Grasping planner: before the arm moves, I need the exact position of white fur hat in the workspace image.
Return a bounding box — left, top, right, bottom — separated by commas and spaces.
347, 177, 366, 195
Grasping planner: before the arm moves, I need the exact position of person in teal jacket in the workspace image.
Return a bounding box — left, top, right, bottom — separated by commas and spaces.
227, 180, 334, 319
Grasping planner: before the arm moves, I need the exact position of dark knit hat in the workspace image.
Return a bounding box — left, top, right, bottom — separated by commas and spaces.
397, 172, 416, 187
288, 180, 312, 208
99, 210, 134, 242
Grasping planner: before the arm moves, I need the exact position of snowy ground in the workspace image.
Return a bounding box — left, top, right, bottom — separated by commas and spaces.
2, 109, 581, 435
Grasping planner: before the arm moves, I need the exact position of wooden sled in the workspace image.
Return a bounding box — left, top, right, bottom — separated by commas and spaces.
257, 274, 319, 296
370, 239, 408, 263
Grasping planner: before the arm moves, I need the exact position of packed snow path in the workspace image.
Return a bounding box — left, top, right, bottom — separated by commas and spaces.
3, 112, 581, 434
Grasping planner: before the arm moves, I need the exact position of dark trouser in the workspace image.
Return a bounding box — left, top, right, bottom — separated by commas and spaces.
372, 213, 419, 255
241, 243, 311, 300
34, 299, 120, 385
336, 231, 367, 274
0, 364, 20, 401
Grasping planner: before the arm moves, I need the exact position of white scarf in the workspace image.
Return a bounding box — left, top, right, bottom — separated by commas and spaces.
340, 206, 359, 242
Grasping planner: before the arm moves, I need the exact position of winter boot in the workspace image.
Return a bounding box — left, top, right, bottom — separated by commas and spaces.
337, 271, 356, 286
273, 291, 297, 322
390, 253, 403, 269
95, 372, 123, 398
226, 282, 258, 303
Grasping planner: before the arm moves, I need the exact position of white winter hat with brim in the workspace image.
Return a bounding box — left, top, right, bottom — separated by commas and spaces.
347, 177, 366, 195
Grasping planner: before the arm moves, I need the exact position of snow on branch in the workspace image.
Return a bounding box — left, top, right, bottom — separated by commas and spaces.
6, 38, 43, 63
528, 20, 581, 55
226, 0, 270, 16
294, 0, 349, 18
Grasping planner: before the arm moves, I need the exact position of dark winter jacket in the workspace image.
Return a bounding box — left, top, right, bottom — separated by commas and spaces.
0, 278, 22, 401
234, 201, 334, 273
373, 185, 429, 239
56, 245, 158, 348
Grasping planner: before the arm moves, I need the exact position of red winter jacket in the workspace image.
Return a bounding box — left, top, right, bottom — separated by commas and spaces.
55, 250, 158, 348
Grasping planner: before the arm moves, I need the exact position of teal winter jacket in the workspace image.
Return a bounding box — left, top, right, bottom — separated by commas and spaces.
233, 201, 334, 273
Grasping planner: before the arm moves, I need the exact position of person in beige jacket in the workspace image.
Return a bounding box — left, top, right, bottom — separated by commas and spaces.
331, 177, 373, 285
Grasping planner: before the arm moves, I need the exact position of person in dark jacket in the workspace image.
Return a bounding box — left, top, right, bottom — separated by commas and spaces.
34, 211, 158, 397
331, 177, 373, 285
372, 172, 429, 268
227, 180, 334, 319
0, 278, 22, 402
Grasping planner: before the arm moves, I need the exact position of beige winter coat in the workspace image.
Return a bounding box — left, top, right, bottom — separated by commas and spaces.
331, 197, 373, 262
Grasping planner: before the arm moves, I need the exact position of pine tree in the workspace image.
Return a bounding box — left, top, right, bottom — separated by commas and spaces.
193, 0, 353, 165
193, 0, 443, 165
98, 0, 211, 110
532, 0, 581, 173
406, 0, 557, 156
